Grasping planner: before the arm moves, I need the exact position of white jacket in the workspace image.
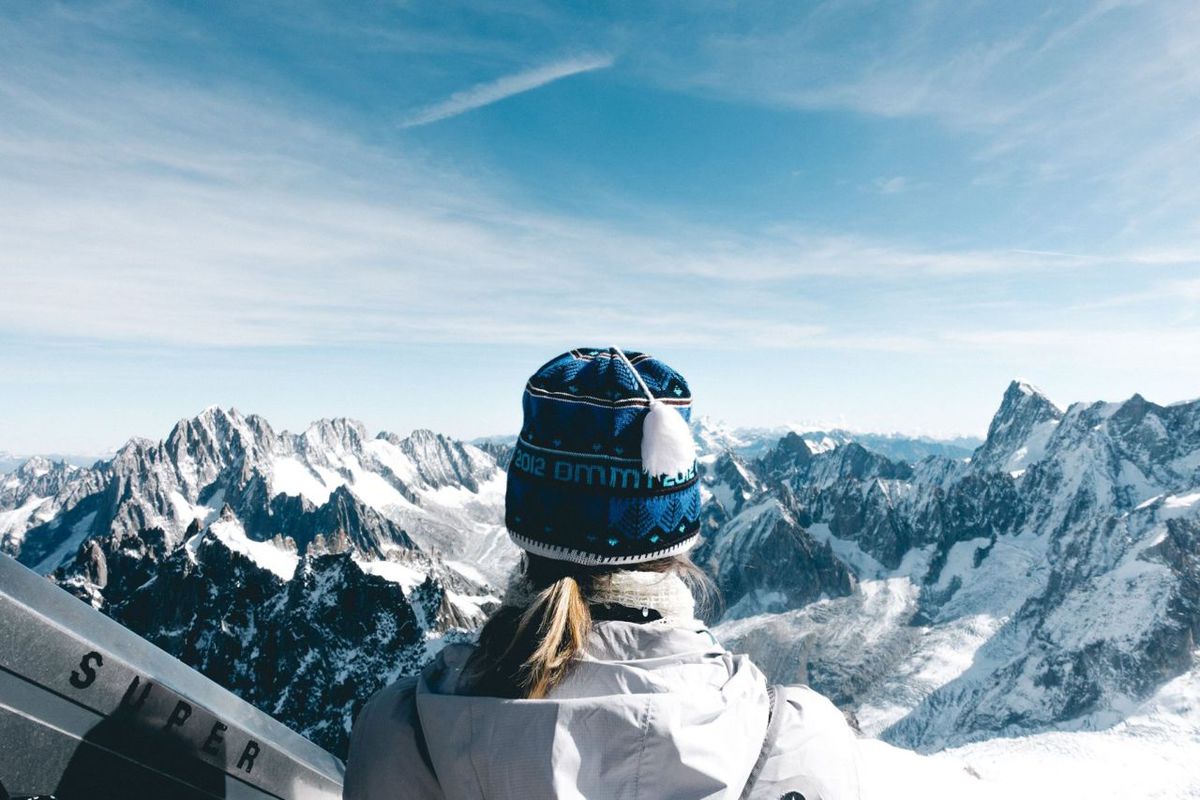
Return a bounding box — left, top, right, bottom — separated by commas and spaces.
344, 621, 860, 800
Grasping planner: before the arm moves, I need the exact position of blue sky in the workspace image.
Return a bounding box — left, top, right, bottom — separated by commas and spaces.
2, 1, 1199, 453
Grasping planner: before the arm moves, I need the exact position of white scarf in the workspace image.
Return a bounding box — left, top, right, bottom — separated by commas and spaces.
501, 568, 701, 628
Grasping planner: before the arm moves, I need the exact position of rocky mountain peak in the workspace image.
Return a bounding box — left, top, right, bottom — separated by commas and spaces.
993, 380, 1061, 431
299, 417, 367, 454
165, 406, 276, 477
0, 457, 80, 509
822, 442, 913, 483
397, 428, 442, 447
111, 437, 155, 463
757, 431, 814, 479
382, 429, 495, 492
1042, 392, 1200, 496
972, 379, 1064, 474
196, 403, 240, 424
13, 455, 56, 477
692, 415, 739, 455
699, 451, 760, 524
177, 406, 260, 443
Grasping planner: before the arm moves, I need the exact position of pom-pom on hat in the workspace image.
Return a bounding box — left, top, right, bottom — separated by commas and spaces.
505, 346, 701, 565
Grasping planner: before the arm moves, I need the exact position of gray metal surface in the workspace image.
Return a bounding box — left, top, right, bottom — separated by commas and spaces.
0, 554, 344, 799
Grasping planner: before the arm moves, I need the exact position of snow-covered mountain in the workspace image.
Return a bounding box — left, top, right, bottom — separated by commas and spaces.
3, 382, 1198, 775
1, 407, 516, 756
0, 450, 111, 473
691, 416, 982, 462
704, 381, 1200, 754
1, 456, 105, 560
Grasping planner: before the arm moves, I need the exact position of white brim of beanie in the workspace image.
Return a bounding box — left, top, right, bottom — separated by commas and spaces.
507, 530, 699, 566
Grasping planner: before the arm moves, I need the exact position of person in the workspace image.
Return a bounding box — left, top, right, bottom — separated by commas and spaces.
344, 347, 860, 800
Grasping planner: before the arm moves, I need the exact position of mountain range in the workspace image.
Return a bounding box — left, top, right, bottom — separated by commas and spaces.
1, 410, 511, 756
2, 382, 1197, 772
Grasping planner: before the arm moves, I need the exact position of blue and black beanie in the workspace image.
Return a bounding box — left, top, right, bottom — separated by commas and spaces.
505, 346, 702, 565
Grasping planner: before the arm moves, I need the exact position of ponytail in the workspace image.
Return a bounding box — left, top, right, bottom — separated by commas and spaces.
463, 553, 712, 699
463, 570, 593, 699
519, 576, 591, 698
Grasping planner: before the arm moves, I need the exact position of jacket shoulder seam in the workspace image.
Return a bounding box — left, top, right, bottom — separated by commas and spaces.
739, 684, 783, 800
632, 696, 654, 800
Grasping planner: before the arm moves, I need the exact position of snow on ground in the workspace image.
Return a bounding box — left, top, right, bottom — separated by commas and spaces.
1162, 490, 1200, 517
932, 537, 991, 591
1003, 418, 1059, 475
341, 466, 416, 512
271, 456, 336, 505
861, 732, 1198, 800
446, 590, 498, 622
452, 526, 519, 586
804, 435, 839, 453
934, 531, 1049, 622
706, 478, 738, 514
863, 726, 1200, 800
715, 525, 1032, 738
168, 490, 219, 529
423, 468, 506, 513
32, 511, 99, 574
716, 572, 929, 700
1118, 459, 1163, 507
717, 496, 779, 543
856, 613, 1003, 736
418, 471, 517, 584
807, 522, 888, 579
858, 664, 1200, 800
859, 738, 997, 800
929, 727, 1200, 800
1040, 556, 1174, 654
0, 495, 51, 548
356, 557, 427, 592
203, 517, 299, 580
271, 453, 421, 513
445, 559, 493, 587
360, 438, 421, 485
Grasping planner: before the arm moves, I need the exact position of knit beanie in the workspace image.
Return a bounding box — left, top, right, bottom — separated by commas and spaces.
505, 347, 702, 565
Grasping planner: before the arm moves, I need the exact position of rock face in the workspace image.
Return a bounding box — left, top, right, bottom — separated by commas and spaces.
970, 380, 1064, 474
880, 389, 1200, 750
4, 382, 1199, 758
694, 443, 855, 618
107, 535, 431, 756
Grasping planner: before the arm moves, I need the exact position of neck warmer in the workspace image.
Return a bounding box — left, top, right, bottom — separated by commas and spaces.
500, 568, 701, 628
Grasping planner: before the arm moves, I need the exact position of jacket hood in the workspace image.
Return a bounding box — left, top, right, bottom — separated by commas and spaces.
414, 621, 771, 800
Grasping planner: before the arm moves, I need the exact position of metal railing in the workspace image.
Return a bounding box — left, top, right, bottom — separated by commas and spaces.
0, 554, 345, 799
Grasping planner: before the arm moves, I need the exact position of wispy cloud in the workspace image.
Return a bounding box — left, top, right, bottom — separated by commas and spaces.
873, 176, 908, 194
4, 2, 1200, 450
401, 54, 613, 127
0, 35, 1191, 352
652, 0, 1200, 236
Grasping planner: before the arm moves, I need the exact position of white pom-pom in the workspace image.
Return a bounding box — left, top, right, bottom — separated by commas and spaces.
641, 399, 697, 478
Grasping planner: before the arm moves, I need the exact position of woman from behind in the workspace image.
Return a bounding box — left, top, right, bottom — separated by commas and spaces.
344, 347, 860, 800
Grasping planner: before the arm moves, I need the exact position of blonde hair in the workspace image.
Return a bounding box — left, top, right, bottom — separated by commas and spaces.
463, 553, 713, 699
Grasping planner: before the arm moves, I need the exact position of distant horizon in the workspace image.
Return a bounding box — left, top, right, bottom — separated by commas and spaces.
3, 4, 1198, 455
0, 408, 991, 462
12, 376, 1200, 460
